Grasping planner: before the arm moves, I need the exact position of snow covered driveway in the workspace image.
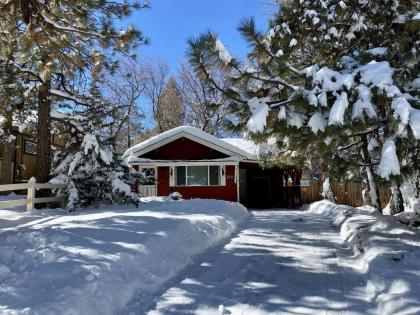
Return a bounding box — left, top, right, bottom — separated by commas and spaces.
133, 210, 375, 315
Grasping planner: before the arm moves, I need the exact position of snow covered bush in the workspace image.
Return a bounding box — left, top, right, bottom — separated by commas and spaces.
169, 191, 183, 200
51, 88, 143, 210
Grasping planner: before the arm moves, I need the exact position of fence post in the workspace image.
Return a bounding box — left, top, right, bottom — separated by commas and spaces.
27, 177, 36, 212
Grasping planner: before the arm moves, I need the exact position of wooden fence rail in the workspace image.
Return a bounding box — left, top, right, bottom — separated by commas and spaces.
0, 178, 66, 212
301, 180, 391, 208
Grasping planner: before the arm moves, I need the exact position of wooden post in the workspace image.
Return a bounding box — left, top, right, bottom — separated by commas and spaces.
27, 177, 36, 212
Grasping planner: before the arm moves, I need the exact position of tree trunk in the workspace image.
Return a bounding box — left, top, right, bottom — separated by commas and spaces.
36, 80, 52, 183
361, 137, 382, 212
1, 58, 15, 185
1, 110, 14, 185
127, 118, 131, 148
389, 180, 404, 215
365, 167, 382, 212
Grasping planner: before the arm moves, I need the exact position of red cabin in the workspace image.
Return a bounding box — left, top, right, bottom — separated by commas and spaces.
123, 126, 301, 208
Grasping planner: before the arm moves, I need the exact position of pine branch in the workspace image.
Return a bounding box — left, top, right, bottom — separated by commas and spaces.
338, 140, 363, 151
349, 122, 386, 137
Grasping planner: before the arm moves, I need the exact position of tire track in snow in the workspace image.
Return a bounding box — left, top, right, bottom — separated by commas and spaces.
130, 210, 370, 315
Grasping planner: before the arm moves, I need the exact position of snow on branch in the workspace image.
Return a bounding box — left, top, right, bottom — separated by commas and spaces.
50, 89, 89, 105
378, 139, 401, 179
214, 39, 232, 65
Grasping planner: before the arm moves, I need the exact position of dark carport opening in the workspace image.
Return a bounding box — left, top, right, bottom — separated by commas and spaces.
239, 165, 301, 209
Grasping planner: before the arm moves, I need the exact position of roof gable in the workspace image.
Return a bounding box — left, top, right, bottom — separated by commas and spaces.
141, 137, 229, 160
123, 126, 256, 160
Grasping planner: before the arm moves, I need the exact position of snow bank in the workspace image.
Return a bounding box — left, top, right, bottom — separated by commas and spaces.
309, 200, 420, 314
0, 198, 249, 315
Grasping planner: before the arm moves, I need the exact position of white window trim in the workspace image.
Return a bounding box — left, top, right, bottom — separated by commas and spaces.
139, 167, 157, 185
174, 165, 224, 187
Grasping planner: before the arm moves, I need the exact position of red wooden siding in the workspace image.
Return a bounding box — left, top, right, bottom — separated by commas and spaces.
142, 137, 229, 160
157, 165, 237, 202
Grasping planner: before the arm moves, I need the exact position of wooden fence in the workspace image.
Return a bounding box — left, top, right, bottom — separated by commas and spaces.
139, 184, 157, 197
0, 179, 66, 212
300, 180, 391, 208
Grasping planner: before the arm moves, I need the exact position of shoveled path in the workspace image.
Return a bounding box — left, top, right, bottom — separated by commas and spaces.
127, 210, 370, 315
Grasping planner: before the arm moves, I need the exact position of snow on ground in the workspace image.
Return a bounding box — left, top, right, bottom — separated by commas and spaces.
1, 197, 419, 315
309, 201, 420, 315
131, 202, 420, 315
0, 197, 249, 315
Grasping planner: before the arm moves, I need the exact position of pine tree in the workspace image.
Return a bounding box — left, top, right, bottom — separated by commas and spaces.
0, 21, 24, 184
155, 77, 185, 132
0, 0, 148, 183
51, 86, 143, 210
188, 0, 419, 213
0, 62, 17, 185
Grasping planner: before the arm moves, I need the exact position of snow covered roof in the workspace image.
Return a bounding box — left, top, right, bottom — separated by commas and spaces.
220, 138, 259, 157
123, 126, 258, 162
126, 156, 241, 166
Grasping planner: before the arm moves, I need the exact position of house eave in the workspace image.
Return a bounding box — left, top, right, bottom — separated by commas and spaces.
127, 156, 260, 167
123, 128, 255, 161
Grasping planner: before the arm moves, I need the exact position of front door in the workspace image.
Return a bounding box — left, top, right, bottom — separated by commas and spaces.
139, 167, 157, 197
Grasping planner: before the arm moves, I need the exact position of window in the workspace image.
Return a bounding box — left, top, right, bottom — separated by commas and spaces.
140, 168, 156, 185
176, 166, 186, 186
24, 140, 37, 155
209, 166, 220, 185
175, 165, 221, 186
187, 166, 208, 186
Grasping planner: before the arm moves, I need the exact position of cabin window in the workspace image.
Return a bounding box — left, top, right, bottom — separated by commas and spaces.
209, 166, 220, 185
176, 166, 186, 186
140, 168, 156, 185
24, 140, 37, 155
175, 165, 221, 186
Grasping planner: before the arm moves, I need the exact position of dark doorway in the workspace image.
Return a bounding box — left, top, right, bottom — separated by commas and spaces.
247, 176, 271, 208
239, 165, 301, 209
239, 169, 247, 205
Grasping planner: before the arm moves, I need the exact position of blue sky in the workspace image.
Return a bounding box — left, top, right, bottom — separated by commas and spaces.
129, 0, 270, 71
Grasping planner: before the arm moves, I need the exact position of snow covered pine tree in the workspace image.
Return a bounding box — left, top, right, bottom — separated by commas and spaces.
0, 0, 147, 183
51, 87, 143, 210
188, 0, 419, 214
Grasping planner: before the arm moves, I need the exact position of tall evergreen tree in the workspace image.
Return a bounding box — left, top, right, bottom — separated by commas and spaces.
189, 0, 419, 213
0, 0, 147, 183
155, 77, 185, 132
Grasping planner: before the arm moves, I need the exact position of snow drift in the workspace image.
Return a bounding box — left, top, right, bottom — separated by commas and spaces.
0, 198, 249, 315
309, 200, 420, 315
